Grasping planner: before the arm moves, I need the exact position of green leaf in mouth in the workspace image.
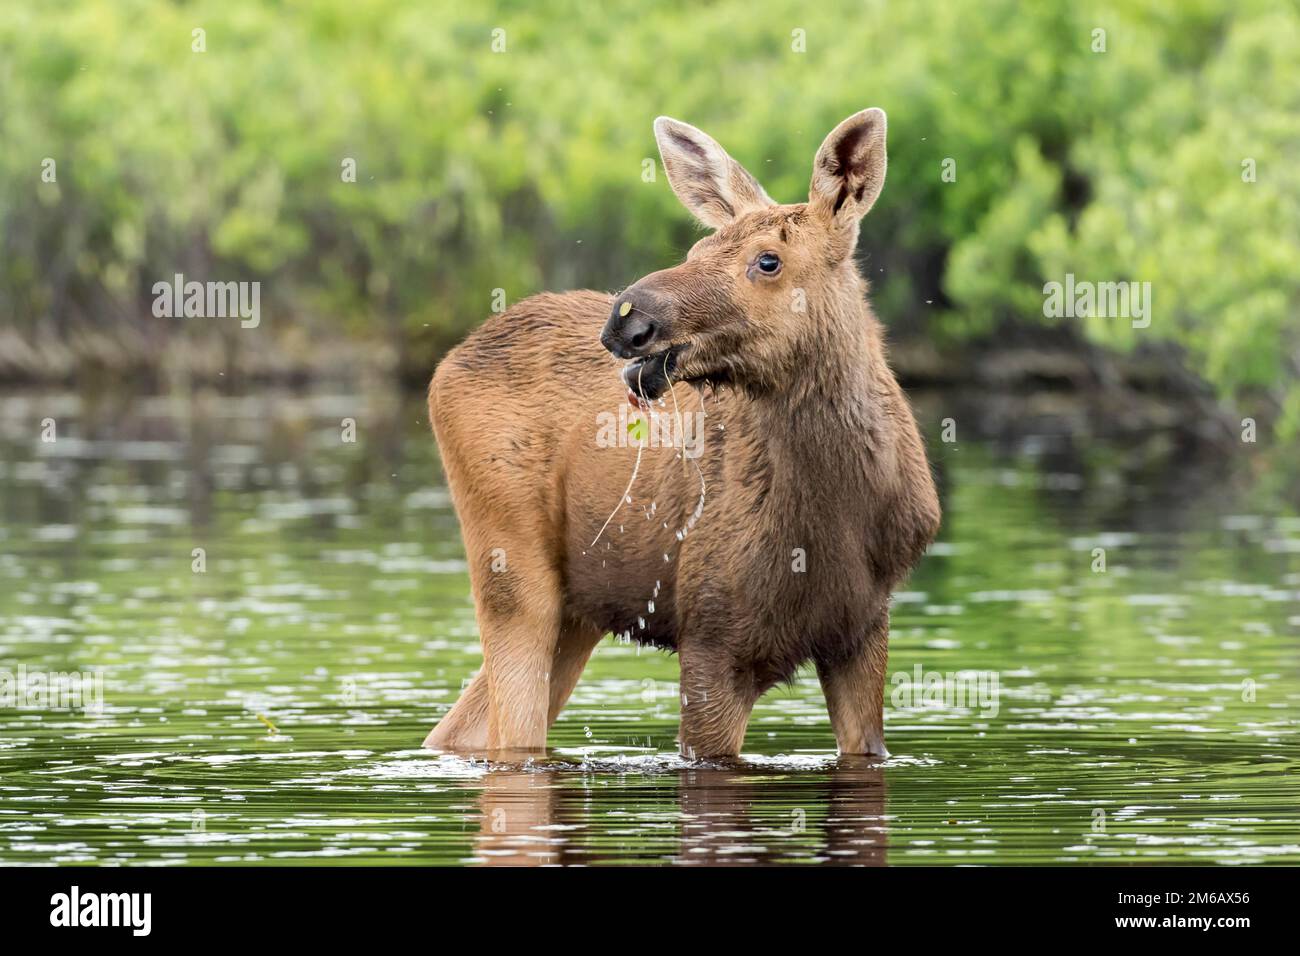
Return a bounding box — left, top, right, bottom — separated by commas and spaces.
627, 416, 648, 443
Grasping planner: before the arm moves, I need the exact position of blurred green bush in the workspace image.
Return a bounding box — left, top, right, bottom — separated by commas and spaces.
0, 0, 1296, 430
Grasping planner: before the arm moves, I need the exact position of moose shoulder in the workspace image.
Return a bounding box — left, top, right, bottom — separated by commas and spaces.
425, 108, 940, 759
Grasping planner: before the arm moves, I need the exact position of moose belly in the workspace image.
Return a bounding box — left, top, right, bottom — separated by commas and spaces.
561, 432, 703, 650
563, 470, 689, 650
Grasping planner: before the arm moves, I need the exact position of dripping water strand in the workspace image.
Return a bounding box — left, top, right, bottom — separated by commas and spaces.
590, 361, 649, 548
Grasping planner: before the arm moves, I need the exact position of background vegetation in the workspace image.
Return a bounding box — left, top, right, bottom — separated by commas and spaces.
1, 0, 1296, 432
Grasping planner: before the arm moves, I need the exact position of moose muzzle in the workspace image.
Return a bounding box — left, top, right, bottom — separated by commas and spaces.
601, 286, 675, 359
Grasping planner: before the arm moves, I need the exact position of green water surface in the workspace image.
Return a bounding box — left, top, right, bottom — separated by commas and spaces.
0, 387, 1297, 865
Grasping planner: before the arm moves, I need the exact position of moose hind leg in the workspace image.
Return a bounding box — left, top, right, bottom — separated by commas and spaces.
424, 668, 491, 752
448, 491, 565, 756
546, 618, 604, 729
480, 599, 561, 756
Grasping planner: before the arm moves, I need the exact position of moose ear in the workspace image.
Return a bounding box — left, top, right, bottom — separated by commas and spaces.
654, 116, 774, 229
808, 108, 887, 224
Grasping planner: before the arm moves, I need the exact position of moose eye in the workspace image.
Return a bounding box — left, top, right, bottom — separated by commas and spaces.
756, 252, 782, 274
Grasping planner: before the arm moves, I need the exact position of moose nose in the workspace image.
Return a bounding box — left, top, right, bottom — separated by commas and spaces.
601, 294, 661, 359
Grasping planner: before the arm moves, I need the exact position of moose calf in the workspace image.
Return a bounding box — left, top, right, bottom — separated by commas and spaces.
426, 108, 940, 759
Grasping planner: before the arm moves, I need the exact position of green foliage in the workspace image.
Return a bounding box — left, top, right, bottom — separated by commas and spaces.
0, 0, 1296, 431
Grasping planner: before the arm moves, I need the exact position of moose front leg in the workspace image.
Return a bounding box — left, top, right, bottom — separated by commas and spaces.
676, 641, 757, 760
816, 620, 890, 757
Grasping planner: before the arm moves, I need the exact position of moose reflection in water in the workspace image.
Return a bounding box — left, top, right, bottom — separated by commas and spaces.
471, 758, 888, 866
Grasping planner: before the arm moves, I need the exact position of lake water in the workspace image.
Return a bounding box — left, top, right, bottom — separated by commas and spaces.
1, 385, 1297, 866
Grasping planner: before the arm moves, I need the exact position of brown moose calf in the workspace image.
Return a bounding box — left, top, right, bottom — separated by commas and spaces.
425, 109, 940, 760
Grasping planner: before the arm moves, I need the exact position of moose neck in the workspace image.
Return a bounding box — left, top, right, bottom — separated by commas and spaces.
716, 270, 893, 541
753, 272, 884, 456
